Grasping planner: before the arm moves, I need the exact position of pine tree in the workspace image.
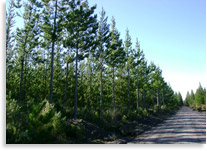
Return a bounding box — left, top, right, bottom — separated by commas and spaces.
134, 38, 144, 109
96, 7, 110, 117
49, 0, 58, 104
15, 0, 41, 102
195, 83, 205, 106
64, 0, 98, 119
190, 90, 195, 105
6, 0, 16, 97
152, 66, 163, 107
124, 28, 133, 111
106, 17, 125, 111
6, 0, 16, 74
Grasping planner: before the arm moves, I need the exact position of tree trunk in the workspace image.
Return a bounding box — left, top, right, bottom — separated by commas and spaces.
157, 89, 160, 107
136, 72, 139, 109
100, 58, 103, 118
18, 33, 28, 102
18, 56, 24, 102
74, 47, 78, 119
112, 65, 115, 111
64, 62, 69, 102
44, 50, 47, 99
49, 0, 58, 104
153, 97, 155, 112
144, 89, 146, 109
88, 57, 92, 109
128, 68, 130, 111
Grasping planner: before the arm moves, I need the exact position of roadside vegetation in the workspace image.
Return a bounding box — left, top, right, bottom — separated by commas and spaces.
184, 83, 206, 112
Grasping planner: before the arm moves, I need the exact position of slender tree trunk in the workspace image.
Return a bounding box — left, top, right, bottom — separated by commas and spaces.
88, 58, 92, 108
162, 90, 164, 106
74, 47, 78, 119
64, 62, 69, 102
136, 71, 139, 109
18, 56, 24, 102
80, 72, 85, 106
18, 33, 28, 102
157, 89, 160, 107
144, 89, 146, 109
112, 65, 115, 111
49, 0, 58, 104
128, 68, 130, 111
153, 97, 155, 112
44, 50, 47, 99
100, 58, 103, 118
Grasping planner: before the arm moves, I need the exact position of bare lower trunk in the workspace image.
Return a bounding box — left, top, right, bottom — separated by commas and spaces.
64, 62, 69, 102
153, 97, 155, 112
144, 89, 146, 109
88, 51, 92, 108
49, 43, 55, 103
49, 0, 58, 104
112, 65, 115, 111
89, 69, 91, 108
128, 68, 130, 111
136, 73, 139, 109
74, 47, 78, 119
157, 89, 160, 107
18, 57, 24, 102
100, 59, 103, 118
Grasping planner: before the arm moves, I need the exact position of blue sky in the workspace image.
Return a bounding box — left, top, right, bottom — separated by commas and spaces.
89, 0, 206, 99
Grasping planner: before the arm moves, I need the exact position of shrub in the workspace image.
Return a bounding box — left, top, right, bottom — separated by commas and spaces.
153, 105, 159, 113
66, 123, 84, 141
142, 109, 148, 116
195, 105, 202, 112
127, 110, 139, 121
161, 105, 167, 112
201, 105, 206, 111
103, 109, 122, 128
6, 99, 30, 143
7, 99, 66, 143
122, 115, 127, 122
28, 100, 66, 143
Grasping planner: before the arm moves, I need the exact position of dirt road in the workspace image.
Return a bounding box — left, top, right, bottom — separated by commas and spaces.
127, 107, 206, 144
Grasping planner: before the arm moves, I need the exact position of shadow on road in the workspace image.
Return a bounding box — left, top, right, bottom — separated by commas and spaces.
128, 107, 206, 144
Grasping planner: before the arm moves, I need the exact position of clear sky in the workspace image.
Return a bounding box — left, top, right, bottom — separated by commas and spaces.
89, 0, 206, 99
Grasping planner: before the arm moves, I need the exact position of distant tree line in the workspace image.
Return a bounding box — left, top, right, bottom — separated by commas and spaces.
184, 83, 206, 111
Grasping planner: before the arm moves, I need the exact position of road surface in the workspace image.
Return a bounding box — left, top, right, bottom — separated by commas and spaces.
128, 107, 206, 144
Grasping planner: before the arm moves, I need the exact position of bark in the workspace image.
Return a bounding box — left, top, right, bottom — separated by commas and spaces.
112, 65, 115, 111
18, 32, 28, 102
49, 0, 58, 104
74, 47, 78, 119
100, 58, 103, 118
64, 62, 69, 102
144, 89, 146, 109
153, 97, 155, 112
18, 56, 24, 102
136, 72, 139, 109
128, 68, 130, 111
157, 89, 160, 107
44, 50, 47, 98
88, 54, 92, 108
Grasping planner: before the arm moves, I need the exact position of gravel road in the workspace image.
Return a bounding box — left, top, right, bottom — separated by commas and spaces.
128, 107, 206, 144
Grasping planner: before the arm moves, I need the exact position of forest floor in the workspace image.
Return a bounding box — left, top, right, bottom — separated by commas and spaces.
125, 107, 206, 144
66, 108, 178, 144
67, 107, 206, 144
